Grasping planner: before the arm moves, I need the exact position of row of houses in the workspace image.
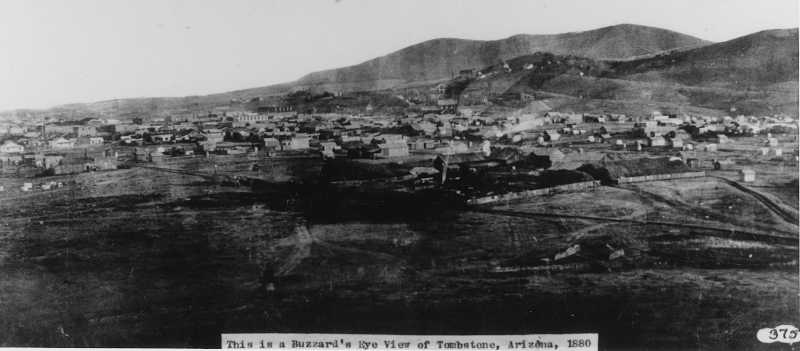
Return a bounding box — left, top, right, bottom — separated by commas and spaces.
0, 136, 90, 154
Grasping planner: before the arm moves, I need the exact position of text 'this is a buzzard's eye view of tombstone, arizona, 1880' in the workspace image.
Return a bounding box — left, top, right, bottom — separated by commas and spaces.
0, 0, 798, 350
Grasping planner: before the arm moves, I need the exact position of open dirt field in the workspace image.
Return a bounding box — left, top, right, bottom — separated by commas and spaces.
0, 156, 797, 349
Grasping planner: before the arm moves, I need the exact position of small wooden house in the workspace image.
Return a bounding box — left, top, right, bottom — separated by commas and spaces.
767, 138, 779, 147
648, 136, 666, 147
714, 159, 735, 170
739, 169, 755, 182
711, 135, 728, 144
544, 130, 560, 141
667, 138, 683, 148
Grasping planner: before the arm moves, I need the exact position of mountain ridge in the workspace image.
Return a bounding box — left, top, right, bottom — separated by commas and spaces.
4, 25, 798, 119
295, 23, 712, 88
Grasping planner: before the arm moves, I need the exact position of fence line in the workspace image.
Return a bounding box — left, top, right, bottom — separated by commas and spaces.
492, 263, 590, 272
466, 180, 601, 205
616, 171, 706, 184
330, 174, 416, 187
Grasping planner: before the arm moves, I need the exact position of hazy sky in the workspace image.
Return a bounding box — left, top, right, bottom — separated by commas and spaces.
0, 0, 797, 111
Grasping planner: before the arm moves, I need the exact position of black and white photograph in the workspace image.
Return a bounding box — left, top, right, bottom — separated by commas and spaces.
0, 0, 798, 349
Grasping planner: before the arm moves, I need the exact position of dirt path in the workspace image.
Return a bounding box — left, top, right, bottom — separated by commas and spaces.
709, 176, 799, 225
132, 164, 213, 179
617, 183, 788, 235
274, 226, 313, 276
274, 225, 396, 276
562, 202, 648, 242
469, 207, 797, 245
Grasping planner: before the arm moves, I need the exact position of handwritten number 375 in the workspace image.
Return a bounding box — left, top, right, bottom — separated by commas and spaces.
769, 328, 799, 340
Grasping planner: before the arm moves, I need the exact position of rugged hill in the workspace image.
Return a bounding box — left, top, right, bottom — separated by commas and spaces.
456, 28, 799, 116
5, 26, 798, 120
295, 24, 711, 88
606, 28, 799, 89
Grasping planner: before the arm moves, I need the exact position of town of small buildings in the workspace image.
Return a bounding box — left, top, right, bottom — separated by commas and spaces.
0, 53, 798, 351
1, 81, 797, 201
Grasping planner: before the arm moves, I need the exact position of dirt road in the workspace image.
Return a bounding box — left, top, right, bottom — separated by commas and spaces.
710, 176, 799, 225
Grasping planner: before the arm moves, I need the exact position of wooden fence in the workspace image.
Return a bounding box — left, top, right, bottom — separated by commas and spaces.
616, 172, 705, 184
466, 180, 601, 205
330, 174, 416, 187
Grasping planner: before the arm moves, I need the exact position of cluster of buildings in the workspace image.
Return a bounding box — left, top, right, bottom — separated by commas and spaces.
2, 86, 797, 184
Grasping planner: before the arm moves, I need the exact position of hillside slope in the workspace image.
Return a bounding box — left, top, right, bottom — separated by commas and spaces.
7, 26, 798, 120
455, 28, 798, 116
296, 24, 711, 87
607, 28, 799, 89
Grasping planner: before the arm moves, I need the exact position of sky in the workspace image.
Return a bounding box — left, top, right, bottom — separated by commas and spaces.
0, 0, 797, 112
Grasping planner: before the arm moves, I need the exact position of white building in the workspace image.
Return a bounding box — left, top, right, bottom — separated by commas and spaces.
0, 140, 24, 153
50, 137, 75, 149
739, 169, 755, 182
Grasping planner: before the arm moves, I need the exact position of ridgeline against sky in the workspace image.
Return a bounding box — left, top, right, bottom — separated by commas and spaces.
0, 0, 797, 112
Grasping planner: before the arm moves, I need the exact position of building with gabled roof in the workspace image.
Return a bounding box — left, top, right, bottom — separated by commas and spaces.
739, 169, 755, 182
667, 138, 683, 148
377, 142, 409, 158
0, 140, 24, 153
49, 137, 75, 149
548, 152, 609, 171
373, 134, 406, 145
432, 83, 447, 95
710, 135, 729, 144
714, 159, 735, 170
433, 153, 488, 172
648, 136, 666, 146
544, 130, 560, 141
490, 148, 526, 164
527, 147, 566, 161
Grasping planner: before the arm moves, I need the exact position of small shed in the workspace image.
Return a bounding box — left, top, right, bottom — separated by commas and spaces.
686, 158, 700, 168
667, 138, 683, 148
711, 135, 728, 144
739, 169, 755, 182
714, 159, 735, 170
648, 136, 666, 147
544, 130, 560, 141
767, 138, 778, 147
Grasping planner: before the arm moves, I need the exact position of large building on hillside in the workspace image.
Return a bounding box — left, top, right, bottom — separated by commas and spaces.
230, 114, 270, 123
257, 106, 298, 119
437, 99, 457, 113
